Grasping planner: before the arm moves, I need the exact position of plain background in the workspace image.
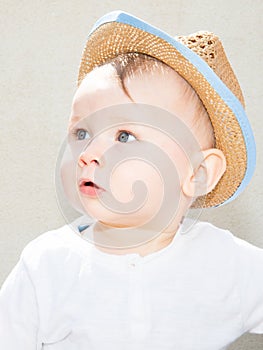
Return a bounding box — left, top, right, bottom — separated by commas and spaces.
0, 0, 262, 348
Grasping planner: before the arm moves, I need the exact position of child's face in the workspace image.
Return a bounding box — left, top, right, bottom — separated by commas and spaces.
61, 63, 203, 233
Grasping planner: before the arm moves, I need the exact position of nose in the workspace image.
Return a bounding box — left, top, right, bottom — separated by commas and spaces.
78, 154, 100, 168
78, 147, 101, 168
78, 140, 103, 168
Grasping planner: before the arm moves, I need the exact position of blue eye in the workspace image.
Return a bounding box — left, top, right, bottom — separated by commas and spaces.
74, 129, 90, 140
117, 130, 136, 143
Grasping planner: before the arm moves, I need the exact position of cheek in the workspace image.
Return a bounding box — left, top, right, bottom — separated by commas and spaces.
163, 143, 193, 184
59, 146, 85, 213
109, 159, 164, 203
173, 153, 191, 183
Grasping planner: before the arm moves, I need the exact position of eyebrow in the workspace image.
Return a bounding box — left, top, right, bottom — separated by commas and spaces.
70, 115, 82, 123
67, 114, 140, 135
70, 114, 138, 124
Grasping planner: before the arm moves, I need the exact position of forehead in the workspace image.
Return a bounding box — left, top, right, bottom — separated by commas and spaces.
70, 62, 195, 123
71, 64, 130, 119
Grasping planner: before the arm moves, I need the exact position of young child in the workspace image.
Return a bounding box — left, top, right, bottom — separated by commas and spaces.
0, 11, 262, 350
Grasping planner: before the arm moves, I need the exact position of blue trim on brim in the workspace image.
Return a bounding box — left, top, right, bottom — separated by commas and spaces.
88, 11, 256, 206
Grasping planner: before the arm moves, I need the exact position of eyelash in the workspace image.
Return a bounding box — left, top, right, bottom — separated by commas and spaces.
70, 128, 137, 141
71, 128, 86, 138
116, 129, 137, 142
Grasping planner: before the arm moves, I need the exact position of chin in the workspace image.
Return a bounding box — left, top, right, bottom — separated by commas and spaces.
83, 208, 147, 228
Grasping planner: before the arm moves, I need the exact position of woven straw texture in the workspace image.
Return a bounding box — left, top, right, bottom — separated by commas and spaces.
77, 22, 247, 208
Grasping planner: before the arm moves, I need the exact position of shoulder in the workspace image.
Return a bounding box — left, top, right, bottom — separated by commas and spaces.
178, 218, 263, 291
20, 221, 93, 275
192, 220, 262, 253
180, 219, 263, 267
181, 219, 238, 249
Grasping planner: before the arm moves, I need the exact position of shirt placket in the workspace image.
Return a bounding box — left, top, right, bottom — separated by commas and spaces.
127, 256, 150, 342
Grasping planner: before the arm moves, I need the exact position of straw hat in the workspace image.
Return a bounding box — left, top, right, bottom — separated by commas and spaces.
77, 11, 256, 208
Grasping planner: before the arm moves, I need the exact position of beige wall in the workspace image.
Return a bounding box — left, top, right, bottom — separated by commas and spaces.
1, 0, 262, 348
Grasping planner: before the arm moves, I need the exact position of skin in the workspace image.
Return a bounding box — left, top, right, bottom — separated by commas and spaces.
61, 63, 226, 256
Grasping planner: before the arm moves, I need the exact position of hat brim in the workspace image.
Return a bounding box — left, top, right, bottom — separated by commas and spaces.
77, 11, 256, 208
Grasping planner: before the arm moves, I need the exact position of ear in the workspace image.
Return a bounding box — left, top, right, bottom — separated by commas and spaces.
182, 148, 226, 198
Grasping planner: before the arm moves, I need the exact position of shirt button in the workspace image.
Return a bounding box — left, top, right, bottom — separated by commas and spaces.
129, 262, 136, 268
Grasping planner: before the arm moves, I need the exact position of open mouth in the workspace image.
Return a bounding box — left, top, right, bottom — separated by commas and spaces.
82, 181, 100, 189
79, 178, 105, 196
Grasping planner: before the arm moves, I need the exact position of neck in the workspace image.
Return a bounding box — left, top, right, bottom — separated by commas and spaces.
92, 217, 183, 257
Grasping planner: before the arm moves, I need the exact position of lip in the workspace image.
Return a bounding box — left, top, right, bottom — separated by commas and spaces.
78, 178, 105, 198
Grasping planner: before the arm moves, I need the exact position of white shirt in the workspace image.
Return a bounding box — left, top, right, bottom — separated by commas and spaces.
0, 219, 263, 350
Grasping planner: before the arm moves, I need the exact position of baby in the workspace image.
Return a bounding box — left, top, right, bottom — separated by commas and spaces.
0, 11, 262, 350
